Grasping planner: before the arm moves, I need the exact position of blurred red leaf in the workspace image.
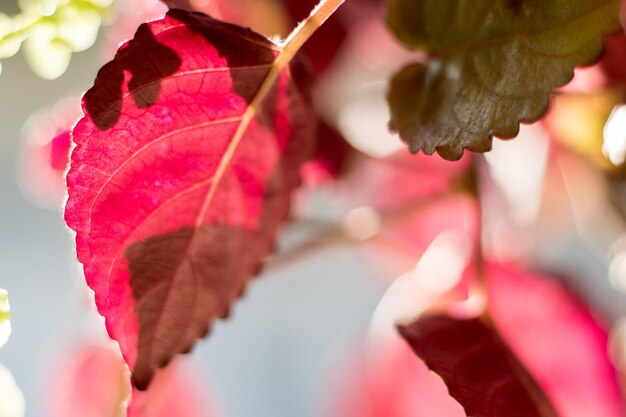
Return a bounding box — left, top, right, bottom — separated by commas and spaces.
48, 344, 216, 417
398, 263, 623, 417
160, 0, 290, 38
282, 0, 385, 75
400, 314, 560, 417
65, 10, 314, 390
301, 120, 354, 185
19, 96, 81, 208
487, 264, 624, 417
282, 0, 347, 75
327, 340, 465, 417
160, 0, 213, 10
127, 358, 217, 417
600, 32, 626, 86
49, 131, 72, 171
49, 345, 128, 417
332, 263, 623, 417
340, 151, 472, 211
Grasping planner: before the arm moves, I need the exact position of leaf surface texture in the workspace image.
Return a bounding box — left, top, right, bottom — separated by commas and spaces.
386, 0, 621, 159
65, 9, 315, 390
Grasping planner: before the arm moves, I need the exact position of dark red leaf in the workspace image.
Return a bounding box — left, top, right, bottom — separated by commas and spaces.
282, 0, 347, 75
600, 32, 626, 86
301, 120, 354, 185
398, 263, 623, 417
329, 261, 623, 417
65, 10, 314, 390
399, 314, 560, 417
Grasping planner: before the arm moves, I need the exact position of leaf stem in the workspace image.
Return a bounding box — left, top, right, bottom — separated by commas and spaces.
467, 158, 559, 417
469, 157, 488, 310
280, 0, 346, 58
192, 0, 347, 230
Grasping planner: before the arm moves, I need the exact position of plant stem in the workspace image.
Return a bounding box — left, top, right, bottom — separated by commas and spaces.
265, 192, 450, 273
198, 0, 347, 223
470, 157, 488, 309
256, 0, 345, 97
281, 0, 346, 54
467, 158, 559, 417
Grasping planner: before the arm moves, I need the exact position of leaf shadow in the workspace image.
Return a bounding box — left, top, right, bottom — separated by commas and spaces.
84, 24, 182, 131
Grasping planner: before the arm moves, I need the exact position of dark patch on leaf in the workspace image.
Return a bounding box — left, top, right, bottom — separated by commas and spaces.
171, 10, 276, 102
126, 224, 261, 389
84, 25, 182, 131
68, 9, 316, 393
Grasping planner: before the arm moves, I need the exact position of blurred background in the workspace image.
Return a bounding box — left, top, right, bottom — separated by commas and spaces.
0, 2, 387, 416
1, 1, 626, 417
0, 37, 387, 417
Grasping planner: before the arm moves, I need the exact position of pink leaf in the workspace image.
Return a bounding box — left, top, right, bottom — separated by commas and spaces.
48, 344, 217, 417
398, 263, 623, 417
19, 97, 81, 208
65, 10, 314, 390
160, 0, 214, 11
486, 263, 624, 417
340, 151, 472, 211
400, 314, 559, 417
327, 340, 465, 417
127, 358, 217, 417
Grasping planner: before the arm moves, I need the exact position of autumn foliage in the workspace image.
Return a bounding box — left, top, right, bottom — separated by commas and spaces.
2, 0, 626, 416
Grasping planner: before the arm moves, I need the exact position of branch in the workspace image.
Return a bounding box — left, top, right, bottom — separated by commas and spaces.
265, 193, 451, 272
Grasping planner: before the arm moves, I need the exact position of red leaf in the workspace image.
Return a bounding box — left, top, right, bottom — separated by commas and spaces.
48, 344, 217, 417
19, 96, 81, 208
65, 10, 314, 390
160, 0, 213, 10
282, 0, 347, 75
48, 345, 128, 417
400, 314, 560, 417
487, 264, 624, 417
301, 120, 354, 185
341, 151, 472, 211
127, 359, 217, 417
327, 340, 465, 417
600, 32, 626, 86
398, 263, 623, 417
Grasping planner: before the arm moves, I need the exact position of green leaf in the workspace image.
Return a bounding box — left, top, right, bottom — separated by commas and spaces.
386, 0, 621, 160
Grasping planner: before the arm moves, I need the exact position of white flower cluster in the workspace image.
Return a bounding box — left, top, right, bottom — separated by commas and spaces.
0, 0, 114, 79
0, 290, 24, 417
